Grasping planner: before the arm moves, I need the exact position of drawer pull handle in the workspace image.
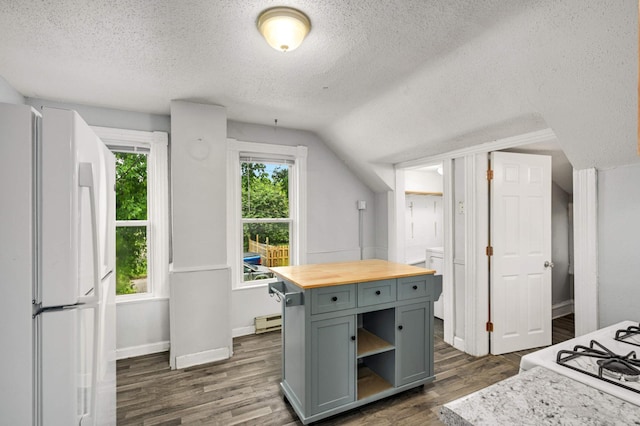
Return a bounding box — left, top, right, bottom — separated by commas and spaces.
398, 325, 404, 330
351, 336, 356, 341
375, 290, 381, 296
331, 296, 338, 302
412, 285, 418, 290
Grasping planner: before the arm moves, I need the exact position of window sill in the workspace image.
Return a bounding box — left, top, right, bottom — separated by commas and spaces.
116, 294, 169, 305
233, 281, 274, 291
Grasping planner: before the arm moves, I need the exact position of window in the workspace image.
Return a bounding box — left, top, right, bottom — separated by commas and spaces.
92, 126, 169, 299
228, 141, 307, 288
242, 160, 290, 282
114, 151, 149, 295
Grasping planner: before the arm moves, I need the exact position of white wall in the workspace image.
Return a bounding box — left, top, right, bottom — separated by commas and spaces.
405, 169, 443, 193
404, 194, 443, 263
0, 75, 24, 104
598, 163, 640, 327
169, 101, 230, 369
374, 192, 389, 260
226, 120, 377, 335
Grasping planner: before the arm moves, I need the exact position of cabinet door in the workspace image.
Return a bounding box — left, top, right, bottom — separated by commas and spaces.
310, 316, 356, 414
396, 303, 431, 386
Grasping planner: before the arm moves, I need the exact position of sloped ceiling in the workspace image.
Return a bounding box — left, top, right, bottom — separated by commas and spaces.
0, 1, 636, 191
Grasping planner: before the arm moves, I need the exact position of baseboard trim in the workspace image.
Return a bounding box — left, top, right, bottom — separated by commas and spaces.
116, 341, 170, 360
232, 326, 255, 338
552, 299, 575, 319
174, 347, 230, 369
453, 336, 465, 352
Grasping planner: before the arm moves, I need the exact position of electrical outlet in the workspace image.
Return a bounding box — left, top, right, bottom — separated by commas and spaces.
458, 201, 465, 214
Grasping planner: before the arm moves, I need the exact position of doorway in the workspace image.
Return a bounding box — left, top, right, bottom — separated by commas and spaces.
395, 129, 575, 356
399, 164, 445, 319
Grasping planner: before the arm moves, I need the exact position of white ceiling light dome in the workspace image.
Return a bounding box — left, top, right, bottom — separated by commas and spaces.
257, 7, 311, 52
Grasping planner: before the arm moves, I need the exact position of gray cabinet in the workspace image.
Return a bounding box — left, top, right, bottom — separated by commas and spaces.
271, 272, 442, 425
311, 316, 356, 413
396, 303, 432, 386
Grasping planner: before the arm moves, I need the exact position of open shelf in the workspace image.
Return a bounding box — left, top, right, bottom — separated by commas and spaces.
357, 328, 394, 358
357, 366, 393, 400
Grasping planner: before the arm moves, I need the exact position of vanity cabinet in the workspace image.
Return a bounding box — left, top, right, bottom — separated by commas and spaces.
270, 260, 442, 425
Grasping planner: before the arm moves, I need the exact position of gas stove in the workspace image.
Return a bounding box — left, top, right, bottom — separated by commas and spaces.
520, 320, 640, 406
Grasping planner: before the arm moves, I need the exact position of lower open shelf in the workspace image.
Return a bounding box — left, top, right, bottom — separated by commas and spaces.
357, 366, 393, 400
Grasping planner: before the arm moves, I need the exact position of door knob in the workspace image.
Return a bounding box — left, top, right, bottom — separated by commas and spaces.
544, 261, 555, 268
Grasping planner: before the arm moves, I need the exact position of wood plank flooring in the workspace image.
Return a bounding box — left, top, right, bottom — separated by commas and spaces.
117, 315, 574, 425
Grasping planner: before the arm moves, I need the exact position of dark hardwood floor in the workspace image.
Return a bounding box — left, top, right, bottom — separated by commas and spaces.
117, 314, 574, 425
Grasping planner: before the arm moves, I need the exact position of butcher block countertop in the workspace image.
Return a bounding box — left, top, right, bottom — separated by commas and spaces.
269, 259, 434, 289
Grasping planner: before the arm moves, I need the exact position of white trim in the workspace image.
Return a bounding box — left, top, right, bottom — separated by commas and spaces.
227, 139, 307, 289
116, 341, 170, 360
552, 299, 575, 319
397, 129, 557, 170
390, 169, 406, 262
464, 154, 491, 356
174, 347, 230, 370
93, 126, 170, 299
115, 295, 169, 305
148, 131, 170, 298
92, 126, 157, 147
573, 168, 598, 336
442, 158, 455, 347
232, 326, 256, 337
169, 264, 230, 274
116, 220, 149, 227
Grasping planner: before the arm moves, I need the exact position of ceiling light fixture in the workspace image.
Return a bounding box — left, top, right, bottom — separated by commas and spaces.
257, 7, 311, 52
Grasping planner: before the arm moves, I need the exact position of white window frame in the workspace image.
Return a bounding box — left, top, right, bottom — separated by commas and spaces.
227, 139, 307, 289
92, 126, 170, 300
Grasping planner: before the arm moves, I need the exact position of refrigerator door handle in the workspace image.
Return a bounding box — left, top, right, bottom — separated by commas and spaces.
77, 162, 100, 305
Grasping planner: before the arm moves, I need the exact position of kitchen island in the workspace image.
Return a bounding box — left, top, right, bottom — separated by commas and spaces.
439, 366, 640, 425
269, 259, 442, 425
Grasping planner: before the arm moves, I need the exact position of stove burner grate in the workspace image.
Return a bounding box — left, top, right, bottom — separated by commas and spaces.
615, 324, 640, 348
597, 359, 640, 381
557, 340, 640, 394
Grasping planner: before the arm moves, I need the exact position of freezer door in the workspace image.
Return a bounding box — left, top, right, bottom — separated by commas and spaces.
38, 306, 97, 426
41, 108, 114, 307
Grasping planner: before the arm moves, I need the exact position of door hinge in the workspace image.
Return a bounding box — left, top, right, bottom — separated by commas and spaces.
487, 169, 494, 180
486, 321, 494, 332
486, 246, 493, 256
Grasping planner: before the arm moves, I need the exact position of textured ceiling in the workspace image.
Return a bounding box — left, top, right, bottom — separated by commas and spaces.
0, 1, 637, 191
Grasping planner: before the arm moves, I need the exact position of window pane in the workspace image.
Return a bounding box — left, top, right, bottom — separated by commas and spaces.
243, 222, 289, 281
115, 226, 148, 295
241, 162, 289, 219
115, 152, 147, 221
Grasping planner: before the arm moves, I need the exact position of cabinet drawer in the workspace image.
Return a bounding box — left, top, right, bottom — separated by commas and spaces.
358, 279, 396, 307
311, 285, 356, 315
397, 276, 429, 300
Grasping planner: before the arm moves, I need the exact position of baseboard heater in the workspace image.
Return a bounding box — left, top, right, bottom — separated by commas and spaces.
255, 313, 282, 334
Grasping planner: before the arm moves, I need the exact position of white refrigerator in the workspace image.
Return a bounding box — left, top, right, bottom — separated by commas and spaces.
0, 103, 116, 425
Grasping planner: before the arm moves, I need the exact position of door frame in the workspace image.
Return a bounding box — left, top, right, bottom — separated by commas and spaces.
395, 128, 594, 356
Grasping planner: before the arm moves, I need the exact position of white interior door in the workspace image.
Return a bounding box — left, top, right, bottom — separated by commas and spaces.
490, 151, 552, 355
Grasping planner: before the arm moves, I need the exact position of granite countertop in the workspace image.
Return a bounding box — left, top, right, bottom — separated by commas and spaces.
439, 366, 640, 426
